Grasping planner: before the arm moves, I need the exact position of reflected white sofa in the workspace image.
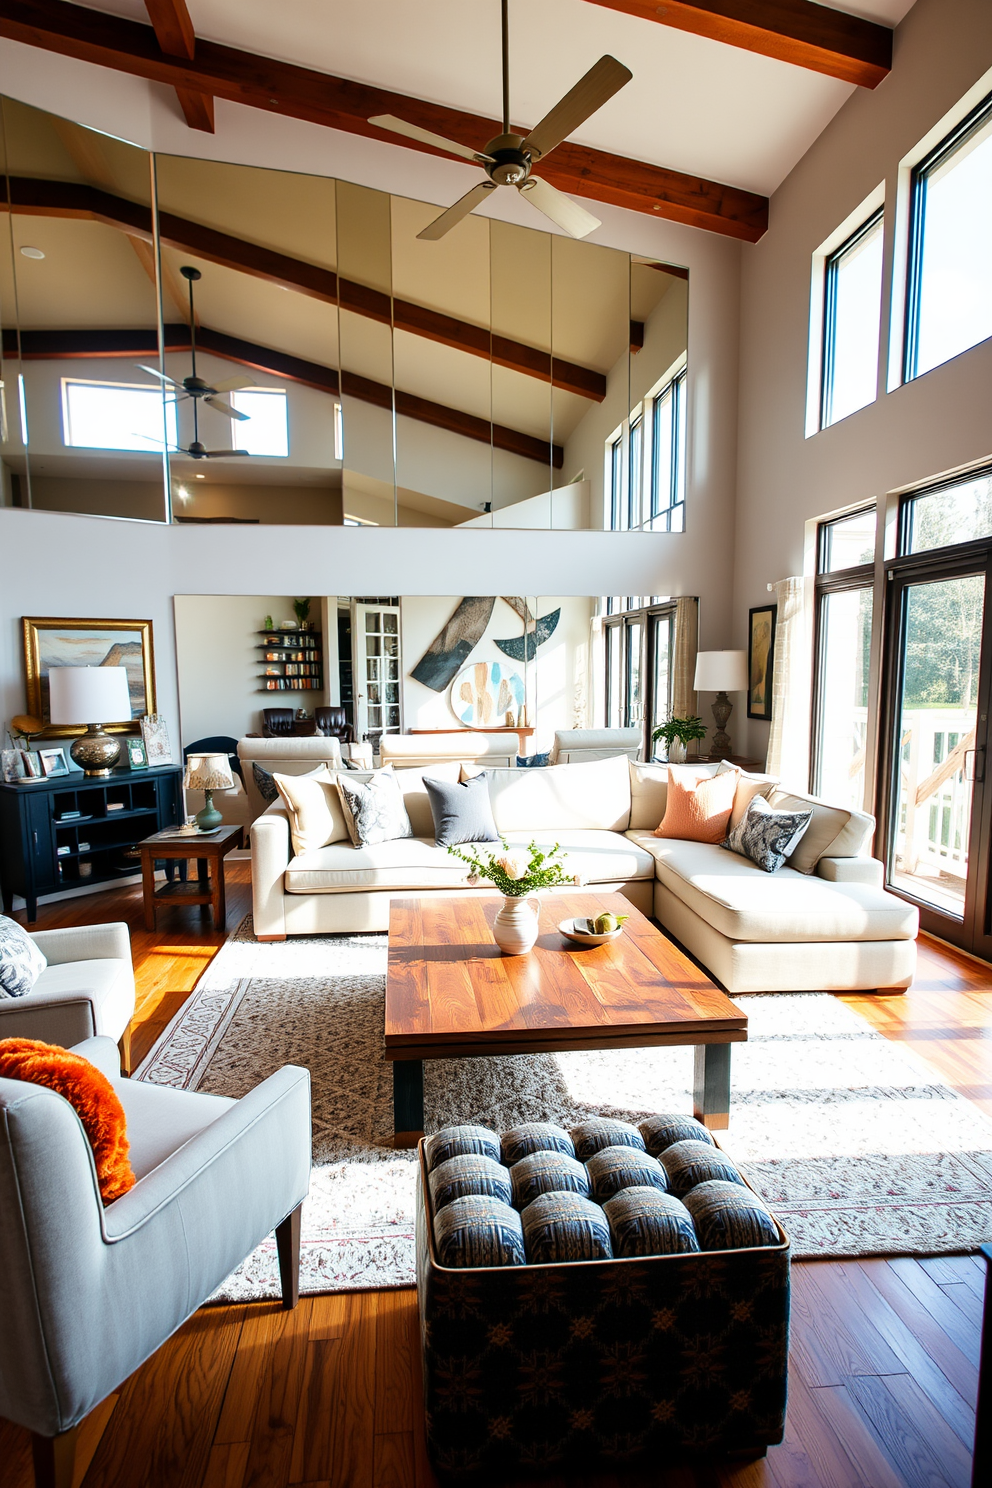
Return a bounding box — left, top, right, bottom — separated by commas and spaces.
0, 923, 135, 1072
549, 728, 642, 763
379, 732, 519, 769
249, 755, 918, 994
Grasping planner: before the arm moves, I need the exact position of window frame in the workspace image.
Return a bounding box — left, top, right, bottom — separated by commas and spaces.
229, 385, 290, 458
810, 507, 875, 799
602, 597, 676, 757
60, 375, 177, 453
897, 461, 992, 561
819, 208, 884, 430
650, 366, 686, 531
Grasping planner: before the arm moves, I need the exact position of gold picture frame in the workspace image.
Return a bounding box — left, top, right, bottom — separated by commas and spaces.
22, 616, 156, 739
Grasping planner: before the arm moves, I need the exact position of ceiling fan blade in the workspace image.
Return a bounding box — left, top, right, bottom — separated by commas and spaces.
205, 396, 250, 421
210, 374, 256, 394
518, 176, 601, 239
135, 363, 182, 387
369, 114, 495, 164
131, 431, 180, 451
205, 449, 251, 457
522, 55, 632, 161
417, 182, 497, 241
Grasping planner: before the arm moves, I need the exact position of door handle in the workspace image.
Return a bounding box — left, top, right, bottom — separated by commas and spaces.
965, 747, 985, 783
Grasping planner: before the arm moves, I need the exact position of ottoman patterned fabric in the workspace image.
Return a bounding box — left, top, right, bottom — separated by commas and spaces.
603, 1187, 700, 1257
432, 1194, 525, 1267
521, 1191, 614, 1263
659, 1139, 747, 1198
585, 1145, 670, 1202
570, 1117, 645, 1161
684, 1180, 781, 1250
501, 1121, 575, 1165
425, 1124, 501, 1172
510, 1150, 590, 1208
639, 1113, 715, 1157
429, 1154, 513, 1212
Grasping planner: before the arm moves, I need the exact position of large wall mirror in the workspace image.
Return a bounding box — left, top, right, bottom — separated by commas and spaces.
0, 96, 688, 531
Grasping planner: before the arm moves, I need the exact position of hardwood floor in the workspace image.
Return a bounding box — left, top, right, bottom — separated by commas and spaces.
1, 865, 988, 1488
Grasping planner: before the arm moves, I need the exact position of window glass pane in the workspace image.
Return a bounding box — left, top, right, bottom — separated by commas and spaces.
610, 438, 623, 529
651, 614, 672, 748
652, 386, 673, 519
230, 389, 289, 457
905, 471, 992, 554
814, 587, 873, 808
606, 626, 622, 727
628, 418, 642, 528
912, 106, 992, 378
626, 622, 643, 725
820, 508, 875, 571
62, 380, 177, 453
822, 214, 883, 427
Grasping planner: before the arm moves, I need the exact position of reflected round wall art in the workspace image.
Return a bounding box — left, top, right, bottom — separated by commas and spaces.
450, 661, 525, 729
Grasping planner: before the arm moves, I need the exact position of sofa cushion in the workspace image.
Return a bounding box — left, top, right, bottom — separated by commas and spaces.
273, 767, 350, 855
627, 834, 917, 942
628, 760, 725, 831
337, 767, 413, 847
716, 760, 779, 829
424, 772, 499, 848
725, 794, 813, 873
0, 915, 47, 998
462, 755, 631, 832
32, 958, 134, 1034
285, 829, 654, 893
767, 788, 873, 873
654, 765, 739, 843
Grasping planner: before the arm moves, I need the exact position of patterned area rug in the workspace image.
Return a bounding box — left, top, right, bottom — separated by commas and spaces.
136, 917, 992, 1301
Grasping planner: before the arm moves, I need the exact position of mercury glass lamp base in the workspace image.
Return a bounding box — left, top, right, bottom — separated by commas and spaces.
68, 725, 122, 776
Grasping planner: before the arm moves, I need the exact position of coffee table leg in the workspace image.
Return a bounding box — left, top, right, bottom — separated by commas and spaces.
393, 1060, 425, 1148
693, 1044, 731, 1130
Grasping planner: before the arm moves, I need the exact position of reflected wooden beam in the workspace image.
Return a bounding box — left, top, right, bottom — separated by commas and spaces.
584, 1, 891, 88
0, 175, 606, 401
0, 0, 768, 240
2, 325, 563, 468
143, 0, 214, 133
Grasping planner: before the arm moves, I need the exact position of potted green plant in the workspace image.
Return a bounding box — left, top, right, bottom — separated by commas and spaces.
293, 597, 312, 631
447, 840, 580, 954
652, 714, 707, 764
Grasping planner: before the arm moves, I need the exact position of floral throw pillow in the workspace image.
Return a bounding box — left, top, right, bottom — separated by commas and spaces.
0, 915, 47, 999
725, 794, 813, 874
336, 766, 413, 848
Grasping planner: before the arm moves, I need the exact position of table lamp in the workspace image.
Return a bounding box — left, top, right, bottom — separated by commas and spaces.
693, 650, 748, 760
47, 666, 132, 775
183, 753, 234, 831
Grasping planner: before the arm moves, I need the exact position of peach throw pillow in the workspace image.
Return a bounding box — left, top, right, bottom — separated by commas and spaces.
653, 766, 739, 843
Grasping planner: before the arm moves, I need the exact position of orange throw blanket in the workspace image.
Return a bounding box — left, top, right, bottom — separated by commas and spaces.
0, 1038, 135, 1203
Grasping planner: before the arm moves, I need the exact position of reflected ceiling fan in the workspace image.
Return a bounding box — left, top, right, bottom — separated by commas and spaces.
136, 265, 253, 459
370, 0, 631, 241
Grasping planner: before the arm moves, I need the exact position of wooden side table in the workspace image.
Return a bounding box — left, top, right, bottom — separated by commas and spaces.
138, 824, 243, 932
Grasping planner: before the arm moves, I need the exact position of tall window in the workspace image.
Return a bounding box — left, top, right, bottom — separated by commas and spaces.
605, 362, 686, 530
603, 598, 674, 755
608, 434, 623, 529
811, 509, 875, 809
61, 379, 177, 453
230, 388, 289, 457
650, 368, 686, 530
905, 91, 992, 381
820, 210, 883, 427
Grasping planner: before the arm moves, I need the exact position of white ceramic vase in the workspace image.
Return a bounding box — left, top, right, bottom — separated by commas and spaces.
492, 894, 541, 955
667, 738, 687, 763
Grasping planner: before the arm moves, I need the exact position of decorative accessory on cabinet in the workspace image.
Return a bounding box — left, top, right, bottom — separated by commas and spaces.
447, 839, 579, 955
651, 714, 706, 764
48, 666, 132, 776
184, 753, 235, 831
693, 650, 748, 760
141, 713, 173, 765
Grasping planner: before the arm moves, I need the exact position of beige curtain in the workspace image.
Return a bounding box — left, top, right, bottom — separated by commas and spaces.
671, 596, 699, 756
766, 576, 812, 787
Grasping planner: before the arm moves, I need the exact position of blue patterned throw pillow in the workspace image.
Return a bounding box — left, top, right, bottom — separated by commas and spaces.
603, 1187, 701, 1257
585, 1145, 670, 1202
571, 1117, 645, 1161
658, 1139, 748, 1199
683, 1180, 780, 1250
515, 752, 551, 769
501, 1121, 575, 1165
521, 1191, 613, 1263
725, 793, 813, 873
425, 1124, 501, 1172
0, 915, 46, 999
510, 1150, 590, 1209
433, 1194, 526, 1267
429, 1154, 513, 1212
639, 1113, 715, 1158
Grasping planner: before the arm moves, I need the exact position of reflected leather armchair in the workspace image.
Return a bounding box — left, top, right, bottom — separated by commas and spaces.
314, 706, 355, 745
0, 1036, 311, 1488
262, 708, 296, 737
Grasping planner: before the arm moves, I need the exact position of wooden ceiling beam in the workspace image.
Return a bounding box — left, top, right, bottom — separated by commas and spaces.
143, 0, 215, 133
0, 175, 607, 401
584, 1, 891, 88
0, 0, 767, 241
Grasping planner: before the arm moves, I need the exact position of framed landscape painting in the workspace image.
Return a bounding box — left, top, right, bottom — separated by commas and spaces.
747, 604, 776, 721
22, 617, 155, 737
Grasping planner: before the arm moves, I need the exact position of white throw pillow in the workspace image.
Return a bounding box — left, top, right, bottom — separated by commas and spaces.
0, 915, 47, 999
273, 768, 351, 856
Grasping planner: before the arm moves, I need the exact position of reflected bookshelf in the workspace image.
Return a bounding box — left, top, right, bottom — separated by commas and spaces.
256, 627, 324, 693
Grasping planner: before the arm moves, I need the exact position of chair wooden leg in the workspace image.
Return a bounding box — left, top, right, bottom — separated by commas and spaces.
31, 1426, 79, 1488
275, 1202, 302, 1310
117, 1022, 132, 1076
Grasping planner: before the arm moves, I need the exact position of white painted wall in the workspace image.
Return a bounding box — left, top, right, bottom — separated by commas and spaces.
734, 0, 992, 763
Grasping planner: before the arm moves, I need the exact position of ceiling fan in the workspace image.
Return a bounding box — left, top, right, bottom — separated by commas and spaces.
136, 265, 254, 459
370, 0, 631, 241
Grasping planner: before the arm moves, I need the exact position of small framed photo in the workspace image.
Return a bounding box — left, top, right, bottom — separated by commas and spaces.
140, 713, 173, 766
38, 747, 70, 778
126, 736, 149, 770
747, 604, 777, 721
2, 749, 25, 783
21, 750, 41, 778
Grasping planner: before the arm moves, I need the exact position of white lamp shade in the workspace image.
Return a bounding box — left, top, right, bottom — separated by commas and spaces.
48, 666, 132, 725
184, 753, 235, 791
693, 650, 748, 692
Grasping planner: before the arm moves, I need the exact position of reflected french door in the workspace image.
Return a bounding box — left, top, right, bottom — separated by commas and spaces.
352, 602, 402, 746
879, 554, 992, 956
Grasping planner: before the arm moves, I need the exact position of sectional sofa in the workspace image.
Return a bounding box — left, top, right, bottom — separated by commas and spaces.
249, 750, 918, 994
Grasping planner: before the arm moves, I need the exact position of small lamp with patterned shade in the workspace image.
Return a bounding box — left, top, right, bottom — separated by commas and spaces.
183, 752, 234, 831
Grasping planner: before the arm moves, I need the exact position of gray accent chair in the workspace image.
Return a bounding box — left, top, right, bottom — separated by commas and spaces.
0, 923, 135, 1073
0, 1035, 312, 1488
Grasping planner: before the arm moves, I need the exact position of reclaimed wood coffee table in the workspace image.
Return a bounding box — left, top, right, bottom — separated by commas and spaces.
384, 892, 747, 1146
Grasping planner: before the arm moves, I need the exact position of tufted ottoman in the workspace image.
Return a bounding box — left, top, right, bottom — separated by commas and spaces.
415, 1130, 790, 1479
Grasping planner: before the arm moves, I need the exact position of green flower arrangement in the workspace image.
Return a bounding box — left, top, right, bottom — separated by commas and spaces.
447, 839, 581, 896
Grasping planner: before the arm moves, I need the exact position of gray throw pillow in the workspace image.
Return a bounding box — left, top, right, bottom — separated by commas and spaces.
424, 772, 499, 848
337, 767, 413, 847
725, 794, 813, 873
252, 762, 280, 804
0, 915, 47, 999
